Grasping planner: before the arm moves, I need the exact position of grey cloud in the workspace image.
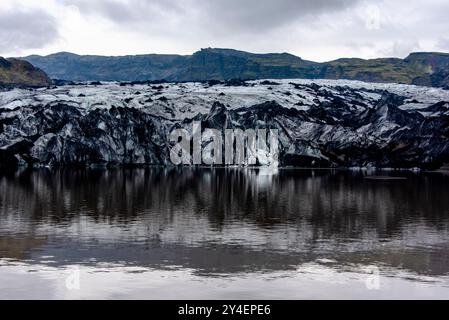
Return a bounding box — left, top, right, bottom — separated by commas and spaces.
61, 0, 186, 23
390, 40, 422, 58
62, 0, 361, 34
0, 8, 59, 55
199, 0, 361, 33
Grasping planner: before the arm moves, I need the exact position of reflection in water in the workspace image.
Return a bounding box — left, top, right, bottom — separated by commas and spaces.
0, 168, 449, 299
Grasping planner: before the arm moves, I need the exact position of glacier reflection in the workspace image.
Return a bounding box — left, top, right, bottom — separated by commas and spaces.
0, 167, 449, 299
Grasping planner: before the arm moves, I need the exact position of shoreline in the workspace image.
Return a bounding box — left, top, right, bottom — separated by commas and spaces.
7, 163, 449, 173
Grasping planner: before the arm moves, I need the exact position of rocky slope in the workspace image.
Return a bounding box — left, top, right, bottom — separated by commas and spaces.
0, 57, 51, 88
0, 79, 448, 169
23, 48, 449, 88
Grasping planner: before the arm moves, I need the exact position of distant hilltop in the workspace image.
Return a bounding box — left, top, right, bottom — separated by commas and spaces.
0, 57, 51, 88
14, 48, 449, 88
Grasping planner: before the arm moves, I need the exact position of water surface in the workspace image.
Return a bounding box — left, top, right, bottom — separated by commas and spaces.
1, 168, 449, 299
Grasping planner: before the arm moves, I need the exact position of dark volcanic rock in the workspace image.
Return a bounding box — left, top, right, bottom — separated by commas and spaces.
225, 79, 248, 87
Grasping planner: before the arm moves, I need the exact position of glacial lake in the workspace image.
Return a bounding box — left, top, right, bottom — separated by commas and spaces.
0, 167, 449, 299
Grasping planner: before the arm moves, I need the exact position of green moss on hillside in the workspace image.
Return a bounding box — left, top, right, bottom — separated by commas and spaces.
0, 57, 51, 88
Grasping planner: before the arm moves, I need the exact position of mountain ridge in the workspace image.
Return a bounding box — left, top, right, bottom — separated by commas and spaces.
20, 48, 449, 88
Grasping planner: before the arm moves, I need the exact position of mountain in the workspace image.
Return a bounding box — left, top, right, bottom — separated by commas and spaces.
23, 52, 190, 82
322, 57, 420, 84
1, 79, 449, 170
0, 57, 51, 88
405, 52, 449, 87
21, 48, 449, 88
177, 48, 322, 81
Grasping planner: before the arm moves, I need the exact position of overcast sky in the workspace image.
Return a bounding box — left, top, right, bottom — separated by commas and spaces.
1, 0, 448, 61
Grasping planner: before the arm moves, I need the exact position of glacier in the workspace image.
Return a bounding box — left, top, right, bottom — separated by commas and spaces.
0, 79, 449, 169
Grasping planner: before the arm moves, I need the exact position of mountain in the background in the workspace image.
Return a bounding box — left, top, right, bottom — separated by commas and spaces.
178, 48, 322, 81
23, 52, 190, 82
22, 48, 449, 88
0, 57, 51, 88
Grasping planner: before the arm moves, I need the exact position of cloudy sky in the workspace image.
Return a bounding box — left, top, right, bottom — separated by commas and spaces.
1, 0, 448, 61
